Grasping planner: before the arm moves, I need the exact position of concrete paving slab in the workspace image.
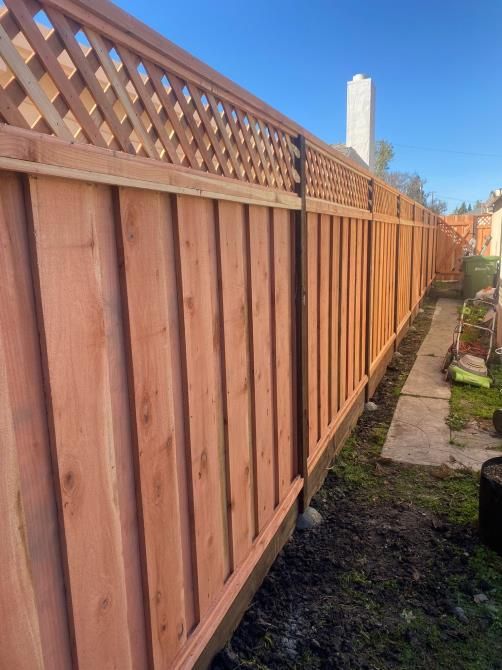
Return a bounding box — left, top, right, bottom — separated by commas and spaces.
382, 296, 502, 471
446, 445, 502, 471
382, 396, 451, 466
401, 354, 450, 400
381, 396, 501, 471
417, 298, 459, 357
452, 426, 502, 453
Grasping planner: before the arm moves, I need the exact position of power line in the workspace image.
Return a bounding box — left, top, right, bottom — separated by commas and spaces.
393, 143, 502, 159
434, 194, 480, 203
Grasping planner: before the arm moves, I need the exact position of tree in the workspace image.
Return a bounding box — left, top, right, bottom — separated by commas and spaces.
374, 140, 394, 178
453, 201, 471, 215
374, 140, 446, 213
384, 171, 427, 205
428, 197, 447, 215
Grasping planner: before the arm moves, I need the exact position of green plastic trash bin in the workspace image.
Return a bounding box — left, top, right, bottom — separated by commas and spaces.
462, 255, 499, 299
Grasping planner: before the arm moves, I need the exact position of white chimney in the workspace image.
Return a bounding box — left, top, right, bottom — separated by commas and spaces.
346, 74, 376, 171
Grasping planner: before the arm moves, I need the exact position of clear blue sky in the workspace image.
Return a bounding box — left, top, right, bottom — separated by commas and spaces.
117, 0, 501, 211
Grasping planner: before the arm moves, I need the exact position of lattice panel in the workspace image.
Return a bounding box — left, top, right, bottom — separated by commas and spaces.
438, 220, 471, 253
476, 214, 492, 228
0, 0, 299, 191
373, 182, 398, 216
305, 142, 370, 210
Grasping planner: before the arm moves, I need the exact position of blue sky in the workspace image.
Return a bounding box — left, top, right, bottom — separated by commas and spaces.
116, 0, 501, 210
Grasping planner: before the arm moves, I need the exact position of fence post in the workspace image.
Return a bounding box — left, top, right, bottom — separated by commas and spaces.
364, 178, 374, 400
293, 134, 309, 510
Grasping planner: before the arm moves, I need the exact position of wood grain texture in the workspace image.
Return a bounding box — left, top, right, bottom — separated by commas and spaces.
217, 200, 255, 566
338, 218, 349, 408
0, 172, 72, 670
330, 216, 340, 419
318, 214, 330, 437
94, 185, 149, 670
175, 195, 229, 617
28, 176, 138, 670
248, 205, 276, 529
346, 219, 356, 394
0, 334, 44, 670
307, 212, 319, 456
117, 187, 189, 666
272, 207, 295, 501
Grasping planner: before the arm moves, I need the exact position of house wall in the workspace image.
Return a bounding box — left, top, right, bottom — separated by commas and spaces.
492, 203, 502, 346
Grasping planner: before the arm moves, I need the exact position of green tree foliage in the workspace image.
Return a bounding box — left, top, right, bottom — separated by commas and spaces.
374, 140, 448, 214
384, 171, 447, 214
374, 140, 394, 178
453, 201, 472, 215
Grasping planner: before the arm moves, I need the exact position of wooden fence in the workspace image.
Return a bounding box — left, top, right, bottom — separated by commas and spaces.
435, 214, 493, 280
0, 1, 438, 668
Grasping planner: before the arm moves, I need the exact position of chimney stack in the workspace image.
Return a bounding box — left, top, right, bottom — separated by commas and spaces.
346, 74, 375, 171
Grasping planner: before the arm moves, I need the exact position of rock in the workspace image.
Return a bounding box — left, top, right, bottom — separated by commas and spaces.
365, 401, 378, 412
281, 637, 297, 659
418, 308, 424, 313
452, 606, 468, 624
296, 506, 322, 530
394, 351, 403, 359
400, 609, 415, 623
474, 593, 489, 604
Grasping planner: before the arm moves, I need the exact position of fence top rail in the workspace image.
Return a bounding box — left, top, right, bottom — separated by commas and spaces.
0, 0, 439, 218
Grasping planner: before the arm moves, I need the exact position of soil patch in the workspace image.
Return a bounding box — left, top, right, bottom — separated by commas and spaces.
213, 298, 502, 670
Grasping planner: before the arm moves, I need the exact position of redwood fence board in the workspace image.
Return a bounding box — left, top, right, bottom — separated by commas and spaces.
0, 2, 440, 668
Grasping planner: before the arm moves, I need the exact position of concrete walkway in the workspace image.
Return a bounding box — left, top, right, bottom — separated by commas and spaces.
382, 298, 502, 471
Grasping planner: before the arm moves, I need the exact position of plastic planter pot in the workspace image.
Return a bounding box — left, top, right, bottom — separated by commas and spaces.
479, 456, 502, 555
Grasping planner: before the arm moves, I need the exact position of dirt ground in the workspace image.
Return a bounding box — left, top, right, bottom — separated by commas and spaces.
213, 297, 502, 670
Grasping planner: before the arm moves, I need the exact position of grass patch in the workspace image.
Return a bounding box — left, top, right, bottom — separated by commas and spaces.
333, 435, 482, 525
448, 363, 502, 431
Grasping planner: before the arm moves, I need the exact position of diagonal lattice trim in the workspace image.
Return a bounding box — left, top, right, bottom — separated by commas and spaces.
0, 0, 299, 191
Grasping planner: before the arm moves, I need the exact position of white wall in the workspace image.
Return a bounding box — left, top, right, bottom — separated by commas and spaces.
346, 74, 375, 171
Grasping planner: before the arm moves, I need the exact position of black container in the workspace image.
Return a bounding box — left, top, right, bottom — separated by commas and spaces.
479, 456, 502, 555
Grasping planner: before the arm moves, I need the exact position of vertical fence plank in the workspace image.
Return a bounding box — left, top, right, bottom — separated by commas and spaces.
390, 223, 396, 340
354, 219, 363, 384
0, 173, 72, 670
383, 223, 390, 346
360, 220, 369, 378
0, 330, 44, 670
117, 187, 190, 667
319, 214, 331, 434
338, 218, 349, 406
272, 208, 295, 501
217, 200, 255, 565
370, 223, 378, 363
307, 212, 319, 455
346, 219, 356, 394
330, 217, 340, 418
28, 177, 139, 670
90, 185, 150, 670
175, 195, 229, 616
248, 205, 276, 529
